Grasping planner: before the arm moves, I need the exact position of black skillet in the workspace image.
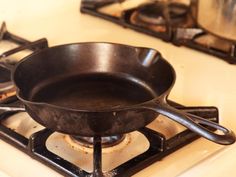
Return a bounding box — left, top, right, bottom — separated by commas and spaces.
1, 42, 235, 145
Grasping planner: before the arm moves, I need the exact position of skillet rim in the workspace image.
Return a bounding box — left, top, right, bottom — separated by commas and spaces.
12, 42, 176, 113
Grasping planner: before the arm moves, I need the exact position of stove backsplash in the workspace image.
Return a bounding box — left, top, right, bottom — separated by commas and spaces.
80, 0, 236, 64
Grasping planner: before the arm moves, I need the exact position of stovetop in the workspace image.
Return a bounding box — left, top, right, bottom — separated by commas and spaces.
0, 22, 221, 176
80, 0, 236, 64
1, 1, 236, 177
0, 21, 224, 177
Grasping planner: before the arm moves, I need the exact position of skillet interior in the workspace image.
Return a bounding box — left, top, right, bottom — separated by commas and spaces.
29, 73, 157, 110
13, 42, 175, 111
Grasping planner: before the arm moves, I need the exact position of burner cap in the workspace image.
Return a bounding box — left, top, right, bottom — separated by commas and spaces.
71, 135, 125, 148
136, 2, 188, 26
169, 3, 189, 19
137, 3, 166, 25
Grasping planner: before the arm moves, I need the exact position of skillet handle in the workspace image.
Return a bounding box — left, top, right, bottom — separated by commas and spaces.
142, 100, 236, 145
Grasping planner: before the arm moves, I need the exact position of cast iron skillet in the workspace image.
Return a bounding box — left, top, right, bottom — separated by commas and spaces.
6, 42, 236, 145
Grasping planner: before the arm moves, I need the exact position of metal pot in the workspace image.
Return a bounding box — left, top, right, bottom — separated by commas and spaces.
193, 0, 236, 41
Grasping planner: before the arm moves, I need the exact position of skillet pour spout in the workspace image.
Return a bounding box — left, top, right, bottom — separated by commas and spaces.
11, 42, 235, 145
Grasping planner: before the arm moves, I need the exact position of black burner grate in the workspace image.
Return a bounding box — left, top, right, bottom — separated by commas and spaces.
0, 22, 48, 64
0, 96, 219, 177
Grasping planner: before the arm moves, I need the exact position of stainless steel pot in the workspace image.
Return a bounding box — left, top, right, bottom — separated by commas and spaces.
194, 0, 236, 41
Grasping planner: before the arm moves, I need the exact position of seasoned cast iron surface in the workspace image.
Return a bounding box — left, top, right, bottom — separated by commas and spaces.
30, 73, 157, 110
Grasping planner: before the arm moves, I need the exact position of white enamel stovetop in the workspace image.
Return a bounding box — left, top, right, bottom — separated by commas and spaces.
0, 1, 236, 177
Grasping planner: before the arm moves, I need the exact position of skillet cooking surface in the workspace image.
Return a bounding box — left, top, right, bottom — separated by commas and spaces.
30, 73, 158, 110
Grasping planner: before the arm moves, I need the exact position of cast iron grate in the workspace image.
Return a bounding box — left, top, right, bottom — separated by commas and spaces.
0, 22, 48, 62
80, 0, 236, 64
0, 96, 219, 177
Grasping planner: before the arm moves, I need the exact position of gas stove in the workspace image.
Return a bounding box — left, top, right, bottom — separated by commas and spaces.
0, 22, 221, 177
1, 1, 236, 177
80, 0, 236, 64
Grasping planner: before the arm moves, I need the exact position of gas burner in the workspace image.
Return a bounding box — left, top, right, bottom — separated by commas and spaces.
136, 3, 166, 26
136, 2, 189, 26
129, 2, 189, 33
70, 135, 125, 148
169, 2, 189, 18
0, 97, 219, 177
